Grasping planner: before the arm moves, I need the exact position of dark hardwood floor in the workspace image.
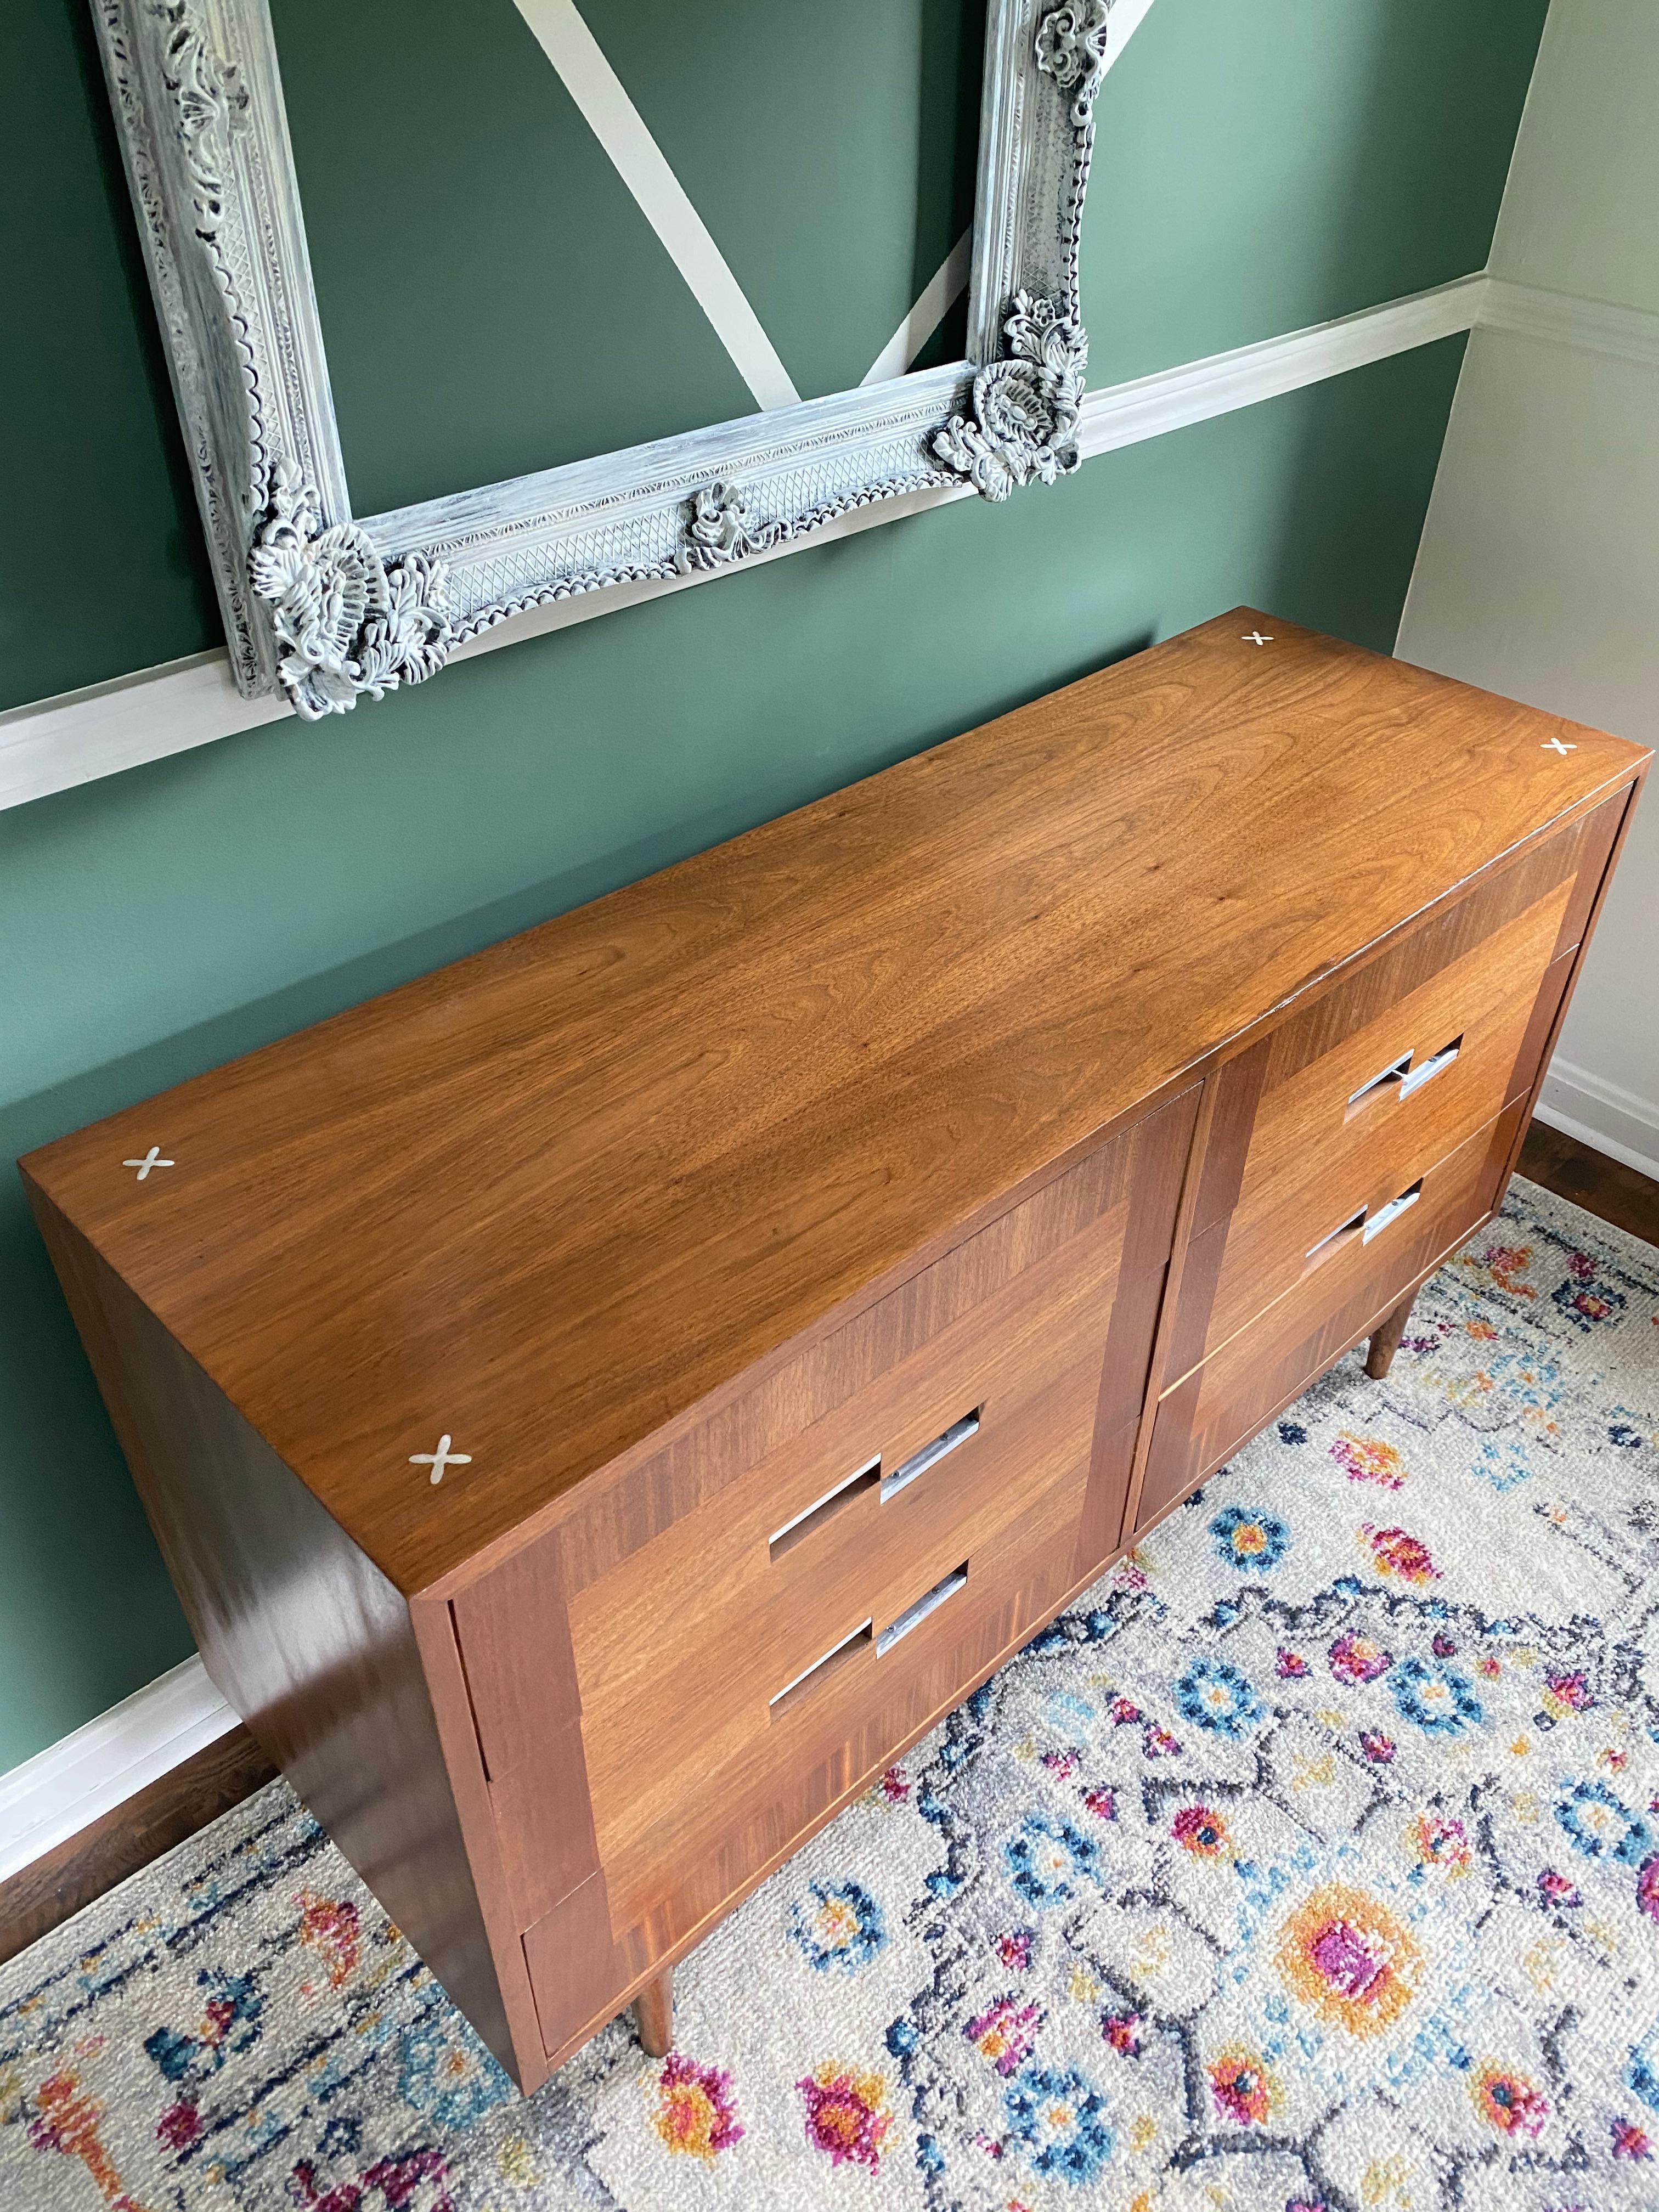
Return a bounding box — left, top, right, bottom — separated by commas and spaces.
0, 1726, 276, 1968
1518, 1119, 1659, 1248
2, 1121, 1652, 1973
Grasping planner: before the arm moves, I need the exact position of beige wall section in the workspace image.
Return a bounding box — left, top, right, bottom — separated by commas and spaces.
1486, 0, 1659, 314
1398, 0, 1659, 1178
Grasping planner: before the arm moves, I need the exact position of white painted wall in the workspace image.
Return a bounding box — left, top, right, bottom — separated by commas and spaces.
1487, 0, 1659, 317
1398, 0, 1659, 1178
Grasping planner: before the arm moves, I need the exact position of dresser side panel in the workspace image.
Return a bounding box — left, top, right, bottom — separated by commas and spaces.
20, 1186, 523, 2084
1500, 771, 1649, 1190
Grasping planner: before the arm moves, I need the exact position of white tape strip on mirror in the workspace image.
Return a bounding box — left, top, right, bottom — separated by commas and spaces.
510, 0, 802, 410
862, 0, 1162, 384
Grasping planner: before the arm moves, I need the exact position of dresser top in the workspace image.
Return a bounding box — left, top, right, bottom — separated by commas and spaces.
23, 612, 1646, 1594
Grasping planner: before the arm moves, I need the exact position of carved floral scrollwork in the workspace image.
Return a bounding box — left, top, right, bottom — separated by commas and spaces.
98, 0, 1111, 714
154, 0, 250, 236
1035, 0, 1113, 129
249, 459, 454, 720
674, 482, 784, 573
936, 6, 1104, 503
932, 291, 1087, 501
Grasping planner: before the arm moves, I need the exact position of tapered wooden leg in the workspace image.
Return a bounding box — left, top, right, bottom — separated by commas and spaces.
633, 1966, 674, 2057
1365, 1287, 1418, 1380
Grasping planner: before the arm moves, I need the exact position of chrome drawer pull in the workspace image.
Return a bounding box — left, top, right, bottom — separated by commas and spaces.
1397, 1036, 1462, 1099
1308, 1174, 1425, 1266
1346, 1034, 1464, 1121
876, 1561, 968, 1657
1347, 1049, 1413, 1113
769, 1452, 882, 1559
1307, 1204, 1367, 1261
879, 1410, 980, 1504
769, 1617, 873, 1717
1362, 1179, 1423, 1243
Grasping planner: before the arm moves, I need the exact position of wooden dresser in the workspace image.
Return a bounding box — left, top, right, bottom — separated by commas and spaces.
21, 612, 1647, 2094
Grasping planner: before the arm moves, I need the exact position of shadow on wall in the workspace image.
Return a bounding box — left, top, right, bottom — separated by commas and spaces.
905, 0, 987, 373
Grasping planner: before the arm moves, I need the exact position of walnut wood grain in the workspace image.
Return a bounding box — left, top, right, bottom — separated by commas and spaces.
1165, 858, 1580, 1380
521, 1869, 651, 2066
1133, 1218, 1498, 1553
634, 1968, 674, 2058
521, 1471, 1157, 2074
1496, 771, 1647, 1197
569, 1211, 1116, 1931
1549, 786, 1628, 959
1161, 799, 1625, 1387
471, 1097, 1192, 1956
1141, 1100, 1525, 1523
525, 1493, 1082, 2060
1365, 1288, 1419, 1380
20, 613, 1646, 1599
15, 614, 1649, 2090
22, 1188, 536, 2084
451, 1096, 1192, 1799
1114, 1073, 1226, 1549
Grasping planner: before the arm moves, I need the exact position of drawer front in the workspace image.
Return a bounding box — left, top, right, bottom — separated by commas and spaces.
1169, 805, 1619, 1379
522, 1418, 1118, 2067
455, 1090, 1197, 2058
1139, 1097, 1523, 1532
566, 1224, 1118, 1931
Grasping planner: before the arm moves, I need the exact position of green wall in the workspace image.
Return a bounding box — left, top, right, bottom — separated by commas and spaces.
272, 0, 986, 510
0, 1, 219, 713
1082, 0, 1550, 382
0, 0, 1544, 1770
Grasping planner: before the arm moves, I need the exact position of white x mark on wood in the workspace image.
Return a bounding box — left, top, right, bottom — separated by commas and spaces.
409, 1434, 472, 1486
1541, 737, 1577, 754
1242, 631, 1273, 647
122, 1147, 174, 1180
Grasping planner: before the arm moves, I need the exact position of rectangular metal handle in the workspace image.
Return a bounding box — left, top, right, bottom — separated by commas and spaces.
880, 1410, 980, 1504
876, 1562, 968, 1657
769, 1617, 872, 1718
768, 1407, 983, 1560
1398, 1036, 1462, 1099
1347, 1048, 1413, 1114
1308, 1175, 1424, 1266
1362, 1180, 1423, 1243
769, 1453, 881, 1559
1307, 1203, 1367, 1262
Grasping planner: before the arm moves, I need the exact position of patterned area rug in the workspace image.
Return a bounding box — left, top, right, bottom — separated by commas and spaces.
4, 1176, 1658, 2212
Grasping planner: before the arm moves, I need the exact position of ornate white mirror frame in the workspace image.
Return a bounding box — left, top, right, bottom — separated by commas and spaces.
93, 0, 1113, 721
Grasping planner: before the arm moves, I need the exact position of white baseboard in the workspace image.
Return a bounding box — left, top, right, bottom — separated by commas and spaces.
1535, 1057, 1659, 1183
0, 1656, 235, 1887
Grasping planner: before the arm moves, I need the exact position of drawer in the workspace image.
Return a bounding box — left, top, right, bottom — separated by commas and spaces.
1167, 808, 1618, 1379
563, 1225, 1119, 1934
1139, 1097, 1524, 1531
452, 1090, 1197, 2048
523, 1463, 1138, 2066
